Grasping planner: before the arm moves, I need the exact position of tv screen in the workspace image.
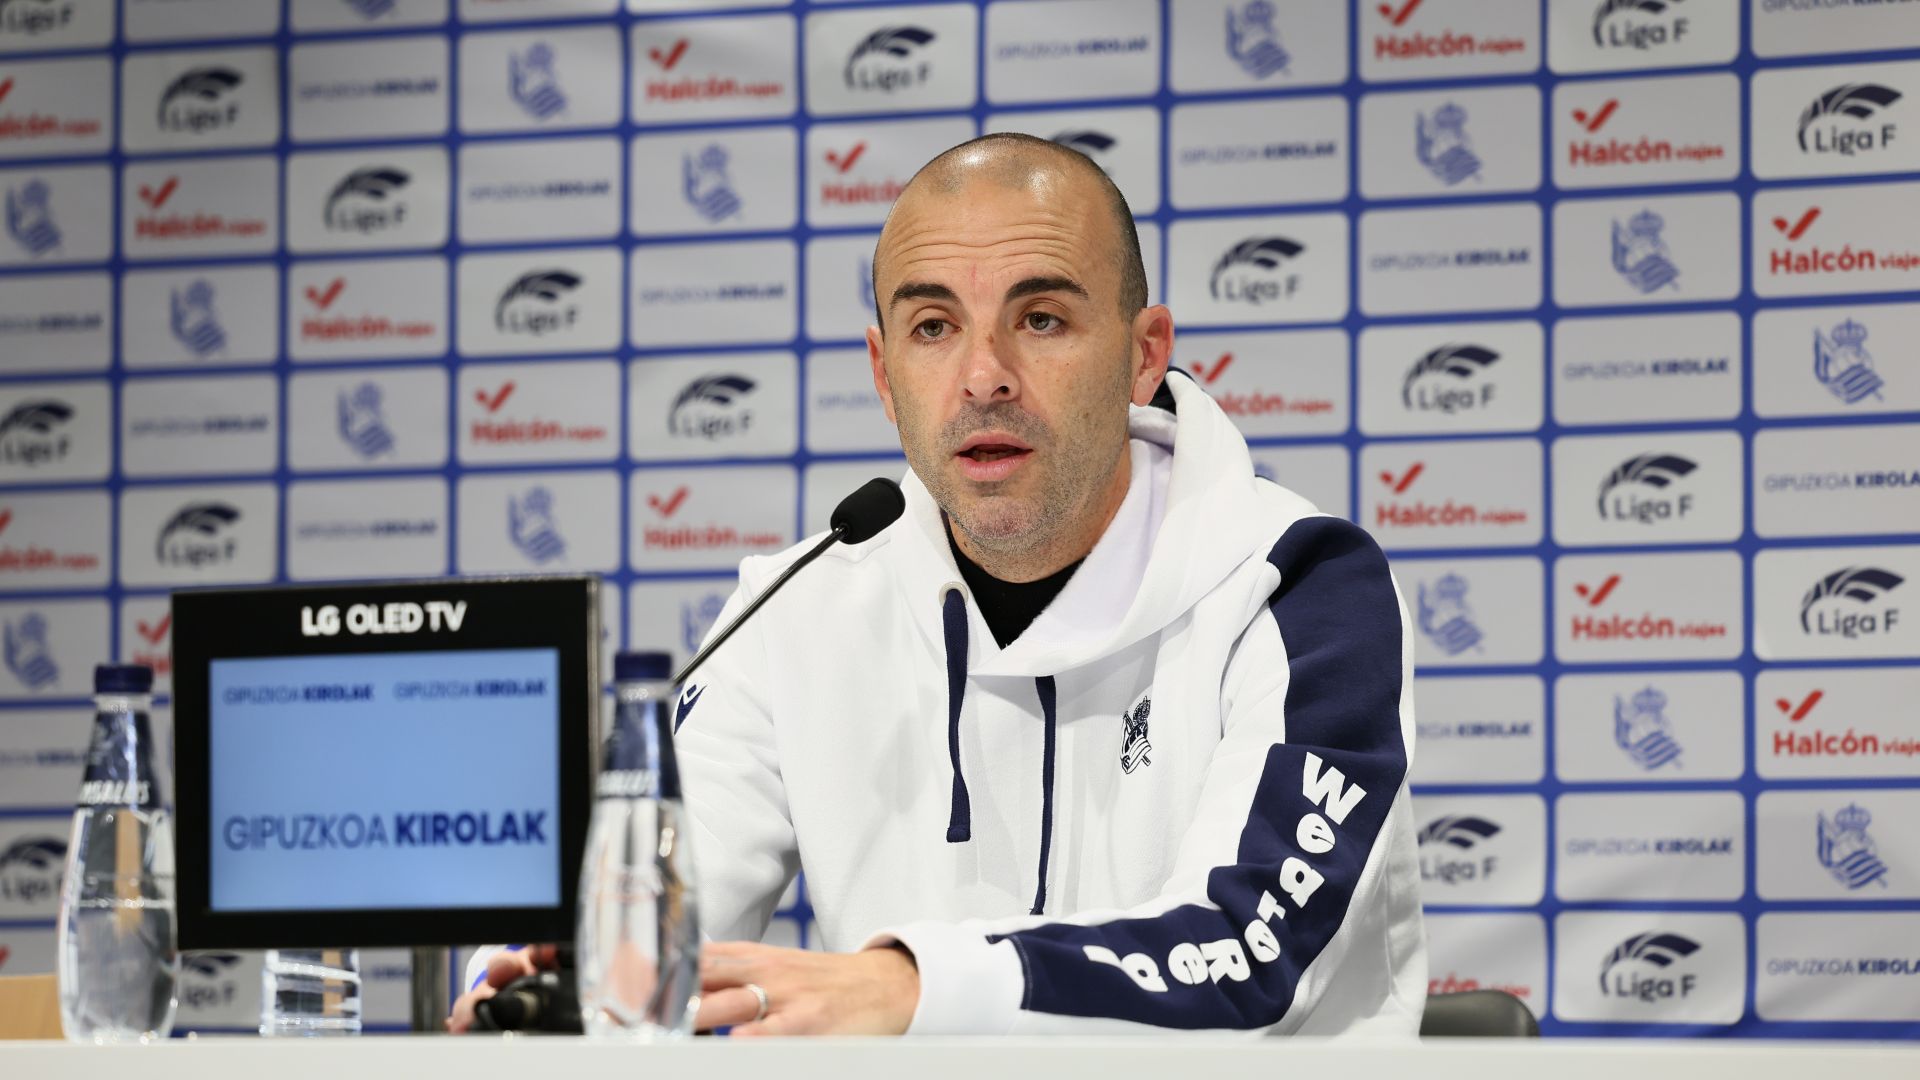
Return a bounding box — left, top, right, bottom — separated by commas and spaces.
207, 647, 562, 913
171, 577, 596, 950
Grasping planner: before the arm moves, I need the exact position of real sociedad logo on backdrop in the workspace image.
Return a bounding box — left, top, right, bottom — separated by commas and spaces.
682, 144, 741, 223
1416, 573, 1483, 656
170, 279, 227, 358
844, 26, 937, 94
1817, 803, 1890, 890
1592, 0, 1691, 50
1599, 931, 1701, 1002
509, 42, 568, 121
1226, 0, 1290, 79
1612, 208, 1680, 293
4, 178, 58, 257
1415, 102, 1481, 186
680, 592, 726, 656
1403, 343, 1499, 413
156, 66, 245, 135
0, 0, 77, 37
1597, 453, 1699, 524
1798, 83, 1903, 158
336, 382, 395, 460
1417, 814, 1502, 886
1800, 566, 1904, 639
495, 269, 582, 337
1614, 685, 1683, 771
669, 374, 756, 441
1210, 237, 1305, 306
324, 166, 411, 235
508, 485, 565, 565
1, 613, 57, 689
0, 835, 63, 906
0, 399, 72, 467
155, 502, 242, 569
1812, 318, 1885, 405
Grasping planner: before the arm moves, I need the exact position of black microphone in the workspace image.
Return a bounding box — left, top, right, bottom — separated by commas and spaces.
670, 477, 904, 689
470, 970, 581, 1034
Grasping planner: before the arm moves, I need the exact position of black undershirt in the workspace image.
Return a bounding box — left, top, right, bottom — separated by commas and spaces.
945, 518, 1084, 649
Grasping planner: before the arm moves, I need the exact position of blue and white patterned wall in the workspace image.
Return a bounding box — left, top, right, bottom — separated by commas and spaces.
0, 0, 1917, 1038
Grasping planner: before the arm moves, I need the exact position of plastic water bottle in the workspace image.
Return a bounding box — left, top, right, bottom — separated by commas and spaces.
260, 949, 362, 1036
576, 651, 701, 1038
56, 664, 177, 1043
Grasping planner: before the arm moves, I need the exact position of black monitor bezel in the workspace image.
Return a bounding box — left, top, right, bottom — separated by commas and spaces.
172, 576, 598, 951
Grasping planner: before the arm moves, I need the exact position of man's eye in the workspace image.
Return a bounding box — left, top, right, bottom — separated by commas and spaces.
1025, 312, 1061, 332
913, 319, 949, 340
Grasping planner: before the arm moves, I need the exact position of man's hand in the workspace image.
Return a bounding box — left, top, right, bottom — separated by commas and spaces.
695, 941, 919, 1036
446, 945, 559, 1033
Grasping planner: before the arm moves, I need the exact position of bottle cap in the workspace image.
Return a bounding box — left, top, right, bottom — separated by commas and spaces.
94, 664, 154, 694
613, 651, 673, 683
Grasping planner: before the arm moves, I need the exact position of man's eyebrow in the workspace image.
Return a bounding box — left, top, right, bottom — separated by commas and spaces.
1005, 275, 1087, 303
888, 281, 959, 311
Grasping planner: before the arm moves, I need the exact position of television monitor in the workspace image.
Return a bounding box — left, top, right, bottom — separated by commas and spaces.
171, 577, 598, 950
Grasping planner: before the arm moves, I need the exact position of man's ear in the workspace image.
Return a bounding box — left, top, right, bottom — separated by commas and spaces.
867, 324, 898, 425
1129, 304, 1175, 407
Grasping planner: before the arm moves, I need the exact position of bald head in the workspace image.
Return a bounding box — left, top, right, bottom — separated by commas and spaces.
871, 132, 1148, 331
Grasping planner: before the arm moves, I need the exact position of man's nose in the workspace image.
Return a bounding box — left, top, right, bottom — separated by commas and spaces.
958, 329, 1018, 402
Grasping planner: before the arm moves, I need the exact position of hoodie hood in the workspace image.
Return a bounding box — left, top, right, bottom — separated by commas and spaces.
890, 371, 1287, 678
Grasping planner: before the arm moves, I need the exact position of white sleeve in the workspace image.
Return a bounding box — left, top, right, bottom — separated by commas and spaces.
867, 516, 1424, 1036
673, 576, 801, 943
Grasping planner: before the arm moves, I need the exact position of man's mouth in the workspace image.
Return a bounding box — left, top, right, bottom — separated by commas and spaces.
954, 434, 1034, 482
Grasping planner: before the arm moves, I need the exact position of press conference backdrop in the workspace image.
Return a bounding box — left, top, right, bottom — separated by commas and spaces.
0, 0, 1917, 1039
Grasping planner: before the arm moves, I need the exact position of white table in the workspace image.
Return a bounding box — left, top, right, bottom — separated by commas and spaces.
3, 1037, 1919, 1080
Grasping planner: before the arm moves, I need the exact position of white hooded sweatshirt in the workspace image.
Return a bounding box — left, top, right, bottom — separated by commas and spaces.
472, 372, 1427, 1035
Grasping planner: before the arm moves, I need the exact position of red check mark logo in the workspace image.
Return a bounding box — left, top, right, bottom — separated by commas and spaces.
648, 39, 690, 70
1571, 99, 1619, 133
1774, 690, 1824, 722
1191, 353, 1233, 385
647, 487, 690, 518
824, 142, 867, 174
1378, 462, 1423, 494
137, 177, 178, 210
1573, 574, 1621, 607
0, 509, 11, 536
474, 382, 515, 413
1377, 0, 1423, 26
0, 78, 14, 105
303, 277, 346, 311
136, 613, 171, 646
1772, 207, 1820, 241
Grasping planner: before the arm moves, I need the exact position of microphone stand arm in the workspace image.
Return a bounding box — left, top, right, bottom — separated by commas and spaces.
670, 525, 845, 688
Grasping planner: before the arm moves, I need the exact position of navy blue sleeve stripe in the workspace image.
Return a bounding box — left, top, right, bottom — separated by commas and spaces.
988, 517, 1409, 1030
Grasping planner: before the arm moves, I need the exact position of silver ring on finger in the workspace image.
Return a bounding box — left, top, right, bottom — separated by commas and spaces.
744, 982, 770, 1023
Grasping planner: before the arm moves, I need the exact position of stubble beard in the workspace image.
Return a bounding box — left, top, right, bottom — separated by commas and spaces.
898, 366, 1133, 563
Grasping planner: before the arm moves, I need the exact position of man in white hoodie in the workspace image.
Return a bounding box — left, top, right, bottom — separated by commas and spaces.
459, 133, 1424, 1037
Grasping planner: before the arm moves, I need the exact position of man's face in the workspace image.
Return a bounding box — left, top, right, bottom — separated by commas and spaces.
866, 169, 1165, 556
